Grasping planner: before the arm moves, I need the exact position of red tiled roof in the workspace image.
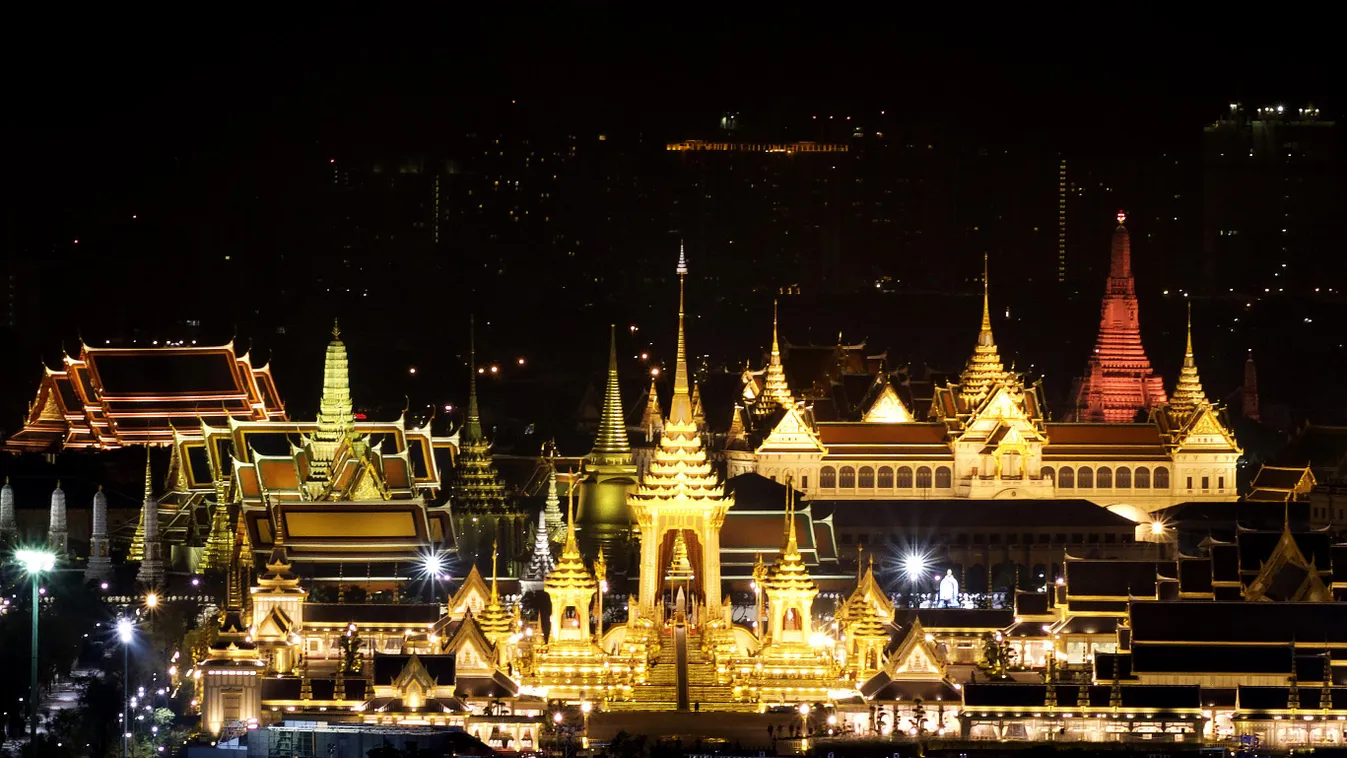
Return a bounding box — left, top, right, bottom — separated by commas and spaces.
819, 422, 948, 445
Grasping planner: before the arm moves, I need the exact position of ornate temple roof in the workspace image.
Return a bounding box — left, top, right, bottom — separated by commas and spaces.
958, 256, 1008, 404
5, 341, 287, 452
763, 484, 816, 596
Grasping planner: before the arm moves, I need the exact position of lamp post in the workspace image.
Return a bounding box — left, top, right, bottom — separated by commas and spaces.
798, 702, 811, 745
422, 552, 445, 608
552, 711, 563, 757
17, 549, 56, 749
580, 701, 592, 752
117, 618, 135, 758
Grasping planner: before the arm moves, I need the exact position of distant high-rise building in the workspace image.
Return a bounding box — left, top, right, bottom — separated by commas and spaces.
1201, 103, 1340, 294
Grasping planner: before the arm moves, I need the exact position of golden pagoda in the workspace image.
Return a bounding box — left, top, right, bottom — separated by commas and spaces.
128, 447, 153, 561
1169, 303, 1209, 418
477, 539, 514, 649
200, 545, 266, 736
757, 299, 795, 414
958, 255, 1008, 404
627, 243, 734, 616
249, 523, 308, 675
838, 557, 893, 682
302, 320, 359, 488
577, 326, 639, 558
453, 317, 519, 565
529, 483, 632, 702
733, 479, 840, 705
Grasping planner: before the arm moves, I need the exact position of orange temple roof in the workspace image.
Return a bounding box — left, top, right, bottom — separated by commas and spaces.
5, 341, 287, 452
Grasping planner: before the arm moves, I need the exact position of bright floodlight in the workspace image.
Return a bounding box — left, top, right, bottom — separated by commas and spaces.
798, 702, 811, 716
1150, 521, 1165, 536
422, 552, 445, 578
117, 618, 134, 643
16, 549, 56, 574
144, 592, 159, 609
902, 551, 929, 582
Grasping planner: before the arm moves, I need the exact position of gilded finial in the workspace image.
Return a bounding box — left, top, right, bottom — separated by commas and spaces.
1117, 210, 1127, 225
490, 538, 499, 599
1185, 301, 1194, 361
980, 253, 992, 334
676, 239, 688, 276
332, 318, 341, 340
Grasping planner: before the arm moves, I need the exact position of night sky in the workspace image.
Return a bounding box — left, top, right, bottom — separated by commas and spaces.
3, 14, 1342, 430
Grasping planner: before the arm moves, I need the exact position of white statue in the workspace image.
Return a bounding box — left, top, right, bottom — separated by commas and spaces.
938, 569, 960, 607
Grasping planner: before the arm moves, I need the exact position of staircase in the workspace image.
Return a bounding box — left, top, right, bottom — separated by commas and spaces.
607, 625, 760, 713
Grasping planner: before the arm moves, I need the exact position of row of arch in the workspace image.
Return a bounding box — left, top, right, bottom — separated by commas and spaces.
820, 465, 953, 490
1043, 465, 1169, 490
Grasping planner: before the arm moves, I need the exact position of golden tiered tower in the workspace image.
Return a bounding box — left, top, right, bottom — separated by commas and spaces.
1169, 303, 1209, 418
478, 539, 514, 648
530, 484, 633, 702
639, 374, 664, 441
305, 320, 358, 487
578, 326, 639, 558
628, 244, 734, 615
959, 255, 1008, 404
734, 480, 840, 704
757, 299, 794, 414
838, 557, 893, 682
453, 317, 518, 564
129, 447, 152, 561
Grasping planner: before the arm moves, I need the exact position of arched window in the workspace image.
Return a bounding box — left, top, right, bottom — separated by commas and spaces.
936, 466, 952, 488
1154, 467, 1170, 489
1134, 467, 1150, 488
916, 466, 933, 488
1059, 467, 1074, 488
820, 466, 836, 488
1078, 466, 1094, 488
878, 466, 894, 488
897, 466, 914, 488
1041, 466, 1055, 483
1097, 467, 1112, 488
859, 466, 875, 488
840, 466, 856, 488
1116, 467, 1131, 488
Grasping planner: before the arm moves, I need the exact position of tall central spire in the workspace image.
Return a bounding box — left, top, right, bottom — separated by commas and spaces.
314, 319, 355, 454
452, 315, 508, 515
669, 241, 693, 426
1170, 302, 1208, 416
464, 315, 483, 443
586, 325, 633, 467
762, 299, 794, 408
959, 254, 1006, 401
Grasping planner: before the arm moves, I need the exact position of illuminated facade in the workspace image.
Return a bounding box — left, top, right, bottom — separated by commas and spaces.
735, 256, 1240, 515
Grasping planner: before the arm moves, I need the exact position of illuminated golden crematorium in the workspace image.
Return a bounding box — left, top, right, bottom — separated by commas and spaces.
12, 219, 1336, 749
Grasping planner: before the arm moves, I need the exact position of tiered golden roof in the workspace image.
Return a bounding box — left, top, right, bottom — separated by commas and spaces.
667, 530, 695, 581
453, 317, 510, 514
639, 374, 664, 438
959, 255, 1008, 403
544, 492, 597, 595
760, 299, 794, 411
1169, 303, 1209, 417
306, 320, 358, 483
477, 539, 513, 642
763, 485, 815, 597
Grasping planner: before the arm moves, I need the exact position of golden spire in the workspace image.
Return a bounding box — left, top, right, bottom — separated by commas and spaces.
465, 315, 483, 442
310, 320, 355, 478
762, 298, 794, 408
763, 476, 814, 597
332, 318, 341, 339
669, 242, 693, 426
586, 325, 633, 466
544, 472, 596, 593
490, 538, 500, 601
130, 446, 152, 561
958, 254, 1007, 401
783, 476, 798, 555
667, 530, 695, 580
1170, 301, 1209, 416
640, 373, 664, 438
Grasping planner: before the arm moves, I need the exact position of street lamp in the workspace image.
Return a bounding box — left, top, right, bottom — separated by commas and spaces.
798, 702, 811, 743
144, 592, 159, 609
580, 701, 592, 750
117, 618, 135, 758
17, 549, 56, 749
552, 711, 564, 755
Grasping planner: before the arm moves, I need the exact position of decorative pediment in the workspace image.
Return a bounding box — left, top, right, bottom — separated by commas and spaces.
256, 606, 294, 638
1174, 405, 1241, 452
757, 406, 826, 454
451, 565, 491, 619
442, 616, 496, 674
393, 654, 438, 691
863, 383, 914, 424
886, 619, 946, 680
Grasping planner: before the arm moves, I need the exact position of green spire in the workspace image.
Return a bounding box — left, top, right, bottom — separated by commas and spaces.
586, 325, 633, 467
